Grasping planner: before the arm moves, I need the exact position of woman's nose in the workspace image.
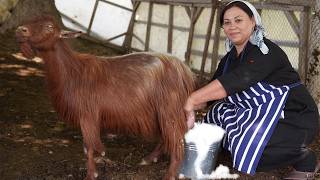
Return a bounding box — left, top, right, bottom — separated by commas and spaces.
228, 22, 237, 29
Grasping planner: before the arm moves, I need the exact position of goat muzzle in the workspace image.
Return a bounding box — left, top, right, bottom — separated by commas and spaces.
16, 26, 30, 42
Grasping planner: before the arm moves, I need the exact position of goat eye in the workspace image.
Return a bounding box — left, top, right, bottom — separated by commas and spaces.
44, 24, 54, 32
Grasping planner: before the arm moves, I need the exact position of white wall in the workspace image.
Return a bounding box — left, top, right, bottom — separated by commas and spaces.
55, 0, 132, 46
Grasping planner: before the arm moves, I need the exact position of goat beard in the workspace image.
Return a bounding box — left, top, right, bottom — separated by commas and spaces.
19, 42, 35, 59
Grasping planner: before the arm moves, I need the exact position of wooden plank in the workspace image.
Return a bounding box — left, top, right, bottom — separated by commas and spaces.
167, 5, 174, 53
200, 3, 217, 80
61, 12, 123, 42
254, 3, 305, 11
185, 7, 191, 18
80, 33, 126, 53
264, 0, 315, 7
134, 20, 300, 48
145, 2, 154, 51
132, 33, 145, 44
134, 0, 217, 8
87, 0, 100, 35
59, 12, 88, 32
185, 7, 203, 65
185, 7, 196, 65
284, 10, 300, 39
298, 7, 311, 83
123, 2, 141, 51
99, 0, 133, 12
193, 8, 204, 24
105, 32, 127, 42
211, 7, 222, 74
134, 0, 315, 8
218, 0, 314, 7
136, 0, 213, 4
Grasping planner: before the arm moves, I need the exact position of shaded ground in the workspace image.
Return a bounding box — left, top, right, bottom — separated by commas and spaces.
0, 31, 319, 180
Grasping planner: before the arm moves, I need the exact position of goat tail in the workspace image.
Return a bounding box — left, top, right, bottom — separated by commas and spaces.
154, 54, 195, 161
158, 107, 186, 161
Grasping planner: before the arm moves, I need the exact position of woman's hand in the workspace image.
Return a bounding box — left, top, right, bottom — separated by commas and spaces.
184, 97, 196, 129
183, 79, 227, 130
186, 110, 195, 129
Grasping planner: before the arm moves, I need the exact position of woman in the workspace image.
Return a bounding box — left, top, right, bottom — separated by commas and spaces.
184, 0, 320, 179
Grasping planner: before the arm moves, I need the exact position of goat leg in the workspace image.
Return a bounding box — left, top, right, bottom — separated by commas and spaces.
80, 118, 104, 179
84, 147, 99, 180
139, 142, 163, 165
163, 151, 180, 180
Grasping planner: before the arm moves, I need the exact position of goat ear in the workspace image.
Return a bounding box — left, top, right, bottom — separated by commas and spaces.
19, 42, 35, 59
59, 30, 82, 39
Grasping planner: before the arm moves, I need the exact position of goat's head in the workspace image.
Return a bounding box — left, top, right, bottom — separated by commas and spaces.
15, 15, 81, 59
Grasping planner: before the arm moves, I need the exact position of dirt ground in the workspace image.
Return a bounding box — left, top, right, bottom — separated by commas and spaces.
0, 31, 319, 180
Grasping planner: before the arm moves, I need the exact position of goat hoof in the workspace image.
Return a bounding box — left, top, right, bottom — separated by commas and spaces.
139, 157, 158, 165
152, 157, 158, 163
139, 159, 149, 165
83, 147, 88, 155
101, 151, 105, 156
84, 172, 98, 180
94, 172, 98, 178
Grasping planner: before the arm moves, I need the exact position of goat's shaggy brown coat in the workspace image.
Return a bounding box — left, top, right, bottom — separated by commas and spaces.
16, 16, 195, 180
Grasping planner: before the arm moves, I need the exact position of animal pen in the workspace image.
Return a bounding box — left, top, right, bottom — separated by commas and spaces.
58, 0, 317, 84
1, 0, 320, 179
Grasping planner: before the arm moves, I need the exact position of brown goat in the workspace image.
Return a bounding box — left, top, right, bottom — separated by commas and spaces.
15, 16, 195, 180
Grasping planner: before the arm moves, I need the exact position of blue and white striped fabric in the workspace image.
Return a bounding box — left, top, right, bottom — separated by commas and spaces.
203, 82, 298, 175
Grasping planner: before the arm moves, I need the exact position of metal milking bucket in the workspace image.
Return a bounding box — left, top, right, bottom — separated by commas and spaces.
178, 123, 225, 180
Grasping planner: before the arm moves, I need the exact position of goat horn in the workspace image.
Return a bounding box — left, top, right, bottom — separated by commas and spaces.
59, 30, 82, 39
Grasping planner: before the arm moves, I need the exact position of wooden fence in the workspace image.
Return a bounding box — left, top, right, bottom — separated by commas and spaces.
77, 0, 316, 82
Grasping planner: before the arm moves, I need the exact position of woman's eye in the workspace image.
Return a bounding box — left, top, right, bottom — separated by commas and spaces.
223, 21, 231, 26
235, 19, 243, 23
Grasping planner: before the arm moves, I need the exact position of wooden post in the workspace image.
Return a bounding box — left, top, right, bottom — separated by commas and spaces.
87, 0, 100, 35
123, 1, 141, 52
298, 7, 311, 84
199, 1, 217, 80
167, 4, 174, 53
284, 11, 300, 39
100, 0, 133, 12
211, 7, 221, 75
185, 7, 203, 65
145, 2, 154, 51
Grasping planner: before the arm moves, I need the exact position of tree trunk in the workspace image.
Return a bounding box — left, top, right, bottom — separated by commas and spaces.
0, 0, 62, 33
306, 1, 320, 108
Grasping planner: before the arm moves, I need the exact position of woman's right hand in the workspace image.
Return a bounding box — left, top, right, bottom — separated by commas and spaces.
186, 110, 195, 129
184, 97, 196, 129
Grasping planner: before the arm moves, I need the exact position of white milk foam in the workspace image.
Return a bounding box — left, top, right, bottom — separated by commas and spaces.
183, 123, 239, 179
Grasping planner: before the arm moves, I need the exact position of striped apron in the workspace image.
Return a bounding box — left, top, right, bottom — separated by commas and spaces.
204, 51, 300, 174
203, 81, 300, 175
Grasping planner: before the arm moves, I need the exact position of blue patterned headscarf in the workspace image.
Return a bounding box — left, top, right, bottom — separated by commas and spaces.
224, 0, 269, 54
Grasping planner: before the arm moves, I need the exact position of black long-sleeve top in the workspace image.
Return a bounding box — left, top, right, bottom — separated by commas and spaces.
212, 38, 319, 130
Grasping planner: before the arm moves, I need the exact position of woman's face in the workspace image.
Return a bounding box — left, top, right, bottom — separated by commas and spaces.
223, 6, 255, 47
